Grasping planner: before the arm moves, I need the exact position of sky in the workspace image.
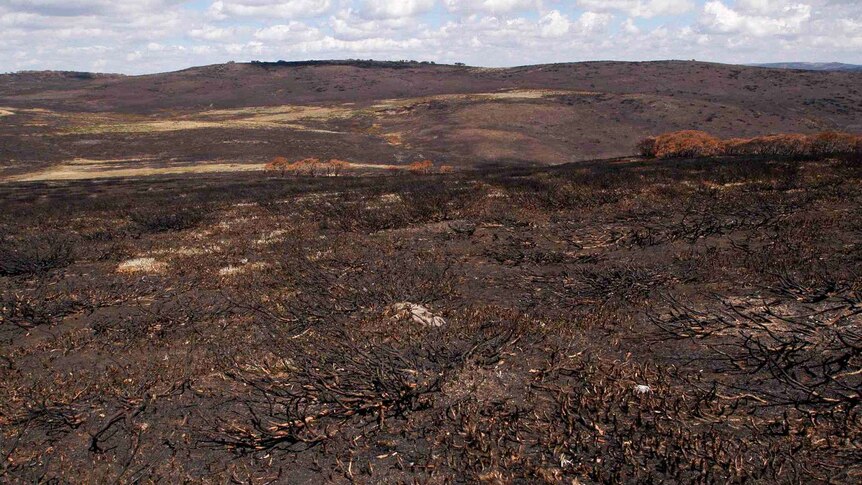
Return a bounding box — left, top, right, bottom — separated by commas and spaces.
1, 0, 860, 74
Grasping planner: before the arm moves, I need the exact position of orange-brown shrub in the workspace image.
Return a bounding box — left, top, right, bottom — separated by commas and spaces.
651, 131, 723, 159
439, 165, 455, 174
288, 158, 322, 175
809, 132, 858, 157
265, 156, 290, 171
768, 134, 811, 157
723, 134, 810, 157
408, 160, 434, 174
721, 138, 747, 156
640, 131, 861, 159
267, 158, 355, 176
265, 157, 321, 176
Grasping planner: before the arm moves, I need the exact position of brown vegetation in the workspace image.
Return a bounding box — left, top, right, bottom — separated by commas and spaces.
640, 130, 725, 159
265, 157, 353, 176
642, 130, 862, 159
264, 155, 290, 171
408, 160, 435, 174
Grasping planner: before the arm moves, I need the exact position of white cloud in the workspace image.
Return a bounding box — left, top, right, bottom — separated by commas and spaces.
254, 21, 321, 41
576, 0, 694, 18
539, 10, 571, 38
575, 11, 614, 33
0, 0, 861, 74
329, 9, 415, 40
189, 25, 244, 41
4, 0, 183, 17
443, 0, 540, 14
360, 0, 435, 19
734, 0, 799, 15
701, 1, 812, 36
208, 0, 332, 20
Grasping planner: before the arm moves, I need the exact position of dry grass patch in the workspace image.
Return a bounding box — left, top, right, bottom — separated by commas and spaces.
66, 119, 347, 135
117, 257, 167, 274
218, 261, 268, 277
382, 132, 404, 146
149, 245, 222, 256
371, 89, 579, 111
66, 157, 157, 165
58, 105, 356, 135
6, 161, 266, 182
196, 104, 355, 122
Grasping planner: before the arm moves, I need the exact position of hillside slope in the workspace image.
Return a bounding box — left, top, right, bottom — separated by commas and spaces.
1, 60, 860, 175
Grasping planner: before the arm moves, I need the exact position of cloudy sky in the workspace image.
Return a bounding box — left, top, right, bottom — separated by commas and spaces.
1, 0, 860, 74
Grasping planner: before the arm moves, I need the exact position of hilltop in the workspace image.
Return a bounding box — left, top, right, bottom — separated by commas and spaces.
754, 62, 862, 72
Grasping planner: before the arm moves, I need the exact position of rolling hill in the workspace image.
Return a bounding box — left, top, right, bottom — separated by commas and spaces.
1, 60, 860, 179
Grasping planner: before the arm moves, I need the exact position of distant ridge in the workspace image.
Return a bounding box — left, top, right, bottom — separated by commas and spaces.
753, 62, 862, 72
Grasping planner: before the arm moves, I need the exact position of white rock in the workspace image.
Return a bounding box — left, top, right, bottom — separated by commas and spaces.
390, 302, 446, 327
634, 384, 651, 395
219, 261, 267, 277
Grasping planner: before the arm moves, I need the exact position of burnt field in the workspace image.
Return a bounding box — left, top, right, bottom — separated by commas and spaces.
1, 154, 860, 483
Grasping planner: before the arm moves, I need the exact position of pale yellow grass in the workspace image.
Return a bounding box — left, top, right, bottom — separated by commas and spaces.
7, 161, 267, 182
117, 257, 167, 274
149, 245, 222, 256
370, 89, 590, 110
197, 105, 354, 122
3, 158, 421, 183
67, 157, 157, 165
62, 105, 352, 134
0, 108, 14, 117
67, 119, 345, 135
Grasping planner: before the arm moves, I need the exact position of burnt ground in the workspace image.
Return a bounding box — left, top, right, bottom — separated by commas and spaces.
1, 155, 860, 483
2, 60, 861, 179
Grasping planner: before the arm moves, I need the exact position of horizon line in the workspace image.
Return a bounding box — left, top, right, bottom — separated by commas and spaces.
5, 58, 862, 77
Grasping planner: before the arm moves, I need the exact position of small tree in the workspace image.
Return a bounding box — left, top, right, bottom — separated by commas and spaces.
289, 158, 321, 176
326, 159, 351, 176
637, 137, 657, 158
265, 156, 291, 176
